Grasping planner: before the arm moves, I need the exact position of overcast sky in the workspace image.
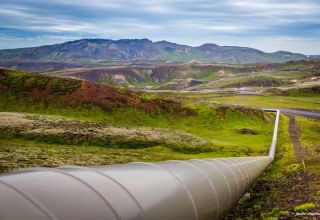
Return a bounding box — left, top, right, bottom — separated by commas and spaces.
0, 0, 319, 54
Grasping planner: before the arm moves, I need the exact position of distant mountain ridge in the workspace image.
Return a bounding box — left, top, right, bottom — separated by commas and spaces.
0, 38, 309, 64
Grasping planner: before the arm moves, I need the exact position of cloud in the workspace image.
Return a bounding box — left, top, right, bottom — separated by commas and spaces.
0, 0, 319, 54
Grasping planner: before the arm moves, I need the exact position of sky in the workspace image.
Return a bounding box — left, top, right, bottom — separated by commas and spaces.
0, 0, 319, 54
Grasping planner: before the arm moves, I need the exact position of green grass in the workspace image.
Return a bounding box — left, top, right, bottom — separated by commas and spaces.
0, 109, 279, 173
296, 117, 320, 157
211, 95, 320, 110
261, 115, 295, 180
150, 91, 320, 111
296, 117, 320, 174
267, 71, 311, 79
273, 95, 320, 103
170, 105, 274, 153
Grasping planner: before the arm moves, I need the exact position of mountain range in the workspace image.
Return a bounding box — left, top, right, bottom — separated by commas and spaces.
0, 38, 310, 64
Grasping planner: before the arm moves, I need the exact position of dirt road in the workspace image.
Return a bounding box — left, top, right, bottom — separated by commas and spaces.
288, 115, 309, 162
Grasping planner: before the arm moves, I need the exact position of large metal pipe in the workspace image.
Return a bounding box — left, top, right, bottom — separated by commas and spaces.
264, 109, 280, 159
0, 110, 280, 220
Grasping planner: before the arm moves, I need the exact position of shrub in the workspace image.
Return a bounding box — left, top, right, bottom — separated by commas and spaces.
50, 78, 80, 93
24, 76, 38, 89
253, 203, 262, 212
283, 163, 301, 176
4, 71, 25, 90
294, 203, 316, 212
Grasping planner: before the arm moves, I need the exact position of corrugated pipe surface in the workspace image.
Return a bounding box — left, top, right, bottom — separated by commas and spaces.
0, 110, 280, 220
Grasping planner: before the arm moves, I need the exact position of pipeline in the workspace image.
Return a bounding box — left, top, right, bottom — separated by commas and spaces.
0, 110, 280, 220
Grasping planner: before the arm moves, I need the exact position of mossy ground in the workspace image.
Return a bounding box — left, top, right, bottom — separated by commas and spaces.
0, 139, 229, 173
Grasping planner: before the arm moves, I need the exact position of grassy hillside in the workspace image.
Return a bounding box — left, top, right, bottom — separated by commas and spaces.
0, 68, 278, 173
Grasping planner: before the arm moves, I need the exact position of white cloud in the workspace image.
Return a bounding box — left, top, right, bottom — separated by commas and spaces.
229, 0, 319, 13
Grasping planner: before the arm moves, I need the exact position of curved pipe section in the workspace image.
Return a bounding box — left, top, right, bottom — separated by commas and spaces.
265, 109, 280, 159
0, 110, 280, 220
